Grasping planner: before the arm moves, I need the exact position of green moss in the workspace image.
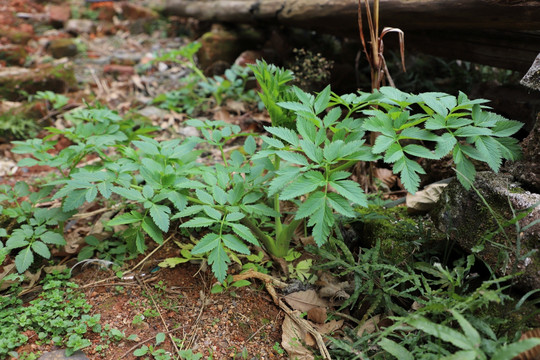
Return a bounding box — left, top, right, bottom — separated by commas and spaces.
0, 102, 44, 139
354, 205, 424, 263
508, 185, 526, 194
0, 64, 76, 101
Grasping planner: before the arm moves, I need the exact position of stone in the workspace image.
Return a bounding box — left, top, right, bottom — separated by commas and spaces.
127, 18, 159, 35
119, 2, 158, 20
506, 115, 540, 193
0, 25, 33, 44
521, 53, 540, 91
65, 19, 95, 35
431, 172, 540, 292
0, 44, 28, 66
196, 25, 264, 71
48, 5, 71, 25
0, 64, 76, 101
38, 349, 89, 360
47, 38, 78, 59
196, 27, 242, 70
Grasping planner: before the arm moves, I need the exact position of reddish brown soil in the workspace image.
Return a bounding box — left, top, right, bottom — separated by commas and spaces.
69, 244, 286, 360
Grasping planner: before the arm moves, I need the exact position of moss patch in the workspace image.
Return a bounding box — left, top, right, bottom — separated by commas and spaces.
0, 64, 76, 101
352, 205, 428, 263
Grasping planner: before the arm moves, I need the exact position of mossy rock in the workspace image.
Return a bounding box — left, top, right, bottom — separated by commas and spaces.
0, 64, 76, 101
0, 101, 47, 140
349, 205, 431, 263
47, 38, 78, 59
430, 172, 540, 292
0, 45, 28, 66
196, 25, 264, 70
0, 26, 33, 45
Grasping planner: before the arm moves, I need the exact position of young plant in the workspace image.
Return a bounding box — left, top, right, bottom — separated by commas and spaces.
249, 59, 297, 129
5, 63, 523, 285
133, 332, 172, 360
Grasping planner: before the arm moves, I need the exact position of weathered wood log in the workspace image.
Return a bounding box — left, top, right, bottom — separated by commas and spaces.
164, 0, 540, 72
164, 0, 540, 34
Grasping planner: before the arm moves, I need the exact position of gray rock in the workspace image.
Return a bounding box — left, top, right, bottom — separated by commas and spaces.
521, 53, 540, 91
431, 172, 540, 291
505, 115, 540, 193
38, 349, 89, 360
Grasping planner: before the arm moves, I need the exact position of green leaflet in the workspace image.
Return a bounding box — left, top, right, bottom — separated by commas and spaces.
264, 126, 300, 147
15, 247, 34, 273
378, 338, 413, 360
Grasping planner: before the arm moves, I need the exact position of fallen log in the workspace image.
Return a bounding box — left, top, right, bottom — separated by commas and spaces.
164, 0, 540, 72
164, 0, 540, 34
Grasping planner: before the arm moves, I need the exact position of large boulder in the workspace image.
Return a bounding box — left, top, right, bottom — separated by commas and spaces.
0, 64, 76, 101
521, 52, 540, 91
431, 172, 540, 291
505, 114, 540, 193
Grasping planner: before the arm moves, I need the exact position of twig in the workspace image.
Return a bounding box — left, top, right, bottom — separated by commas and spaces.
127, 234, 173, 273
71, 203, 122, 219
278, 299, 332, 359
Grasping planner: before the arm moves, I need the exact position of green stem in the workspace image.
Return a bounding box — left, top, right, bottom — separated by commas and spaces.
239, 217, 276, 253
273, 155, 282, 234
329, 160, 357, 174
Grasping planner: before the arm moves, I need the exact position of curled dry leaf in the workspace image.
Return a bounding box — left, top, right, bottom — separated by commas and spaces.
313, 319, 344, 335
281, 313, 314, 360
317, 272, 351, 301
406, 182, 448, 214
284, 289, 328, 313
374, 167, 399, 189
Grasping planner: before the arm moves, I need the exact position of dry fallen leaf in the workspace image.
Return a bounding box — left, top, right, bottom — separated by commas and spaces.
313, 319, 344, 335
374, 167, 398, 189
406, 182, 448, 214
284, 289, 328, 313
357, 315, 381, 336
224, 99, 246, 114
317, 272, 351, 301
281, 312, 315, 360
0, 264, 16, 291
307, 307, 327, 324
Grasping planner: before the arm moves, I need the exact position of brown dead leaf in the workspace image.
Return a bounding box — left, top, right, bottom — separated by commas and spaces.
406, 182, 448, 214
213, 107, 232, 123
89, 210, 116, 235
313, 319, 344, 335
281, 313, 315, 360
374, 167, 398, 189
224, 99, 246, 114
307, 307, 327, 324
131, 74, 145, 90
284, 290, 328, 313
23, 268, 42, 290
317, 272, 351, 301
357, 315, 381, 336
0, 264, 17, 291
